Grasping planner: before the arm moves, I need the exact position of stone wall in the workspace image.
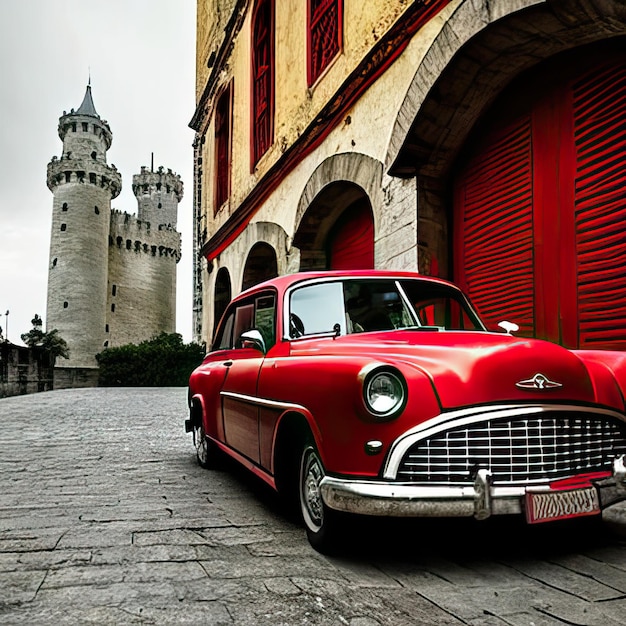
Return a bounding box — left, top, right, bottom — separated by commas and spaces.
106, 212, 180, 347
0, 343, 53, 398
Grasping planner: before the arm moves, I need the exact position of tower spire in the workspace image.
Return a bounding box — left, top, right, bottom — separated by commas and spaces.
76, 84, 98, 117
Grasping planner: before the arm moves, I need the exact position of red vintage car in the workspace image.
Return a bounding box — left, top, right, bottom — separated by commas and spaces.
186, 270, 626, 552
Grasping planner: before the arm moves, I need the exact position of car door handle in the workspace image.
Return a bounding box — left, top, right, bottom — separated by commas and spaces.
222, 360, 233, 367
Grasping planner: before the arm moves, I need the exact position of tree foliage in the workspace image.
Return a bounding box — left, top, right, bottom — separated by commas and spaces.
21, 314, 70, 362
96, 332, 205, 387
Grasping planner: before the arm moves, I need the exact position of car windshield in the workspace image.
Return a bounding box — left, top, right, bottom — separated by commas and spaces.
288, 278, 484, 338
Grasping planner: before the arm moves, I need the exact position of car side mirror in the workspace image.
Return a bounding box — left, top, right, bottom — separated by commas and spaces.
238, 329, 266, 353
498, 321, 519, 335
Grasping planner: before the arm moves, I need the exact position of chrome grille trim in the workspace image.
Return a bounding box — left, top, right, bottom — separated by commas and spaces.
384, 404, 626, 482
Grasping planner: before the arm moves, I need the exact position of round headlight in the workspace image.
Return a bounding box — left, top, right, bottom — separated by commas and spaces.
364, 370, 405, 417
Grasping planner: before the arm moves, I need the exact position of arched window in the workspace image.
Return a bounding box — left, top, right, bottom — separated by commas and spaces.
308, 0, 342, 86
251, 0, 274, 168
215, 82, 233, 211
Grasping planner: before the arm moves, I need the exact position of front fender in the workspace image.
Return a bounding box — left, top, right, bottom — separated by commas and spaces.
574, 350, 626, 412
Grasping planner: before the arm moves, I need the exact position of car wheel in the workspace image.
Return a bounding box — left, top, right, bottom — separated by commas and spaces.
193, 419, 220, 469
299, 444, 343, 553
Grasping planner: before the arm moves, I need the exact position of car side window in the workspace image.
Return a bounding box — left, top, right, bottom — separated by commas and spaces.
289, 282, 346, 337
213, 312, 235, 350
212, 292, 277, 351
254, 295, 276, 349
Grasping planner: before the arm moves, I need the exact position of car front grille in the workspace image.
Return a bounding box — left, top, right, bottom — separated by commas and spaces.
396, 412, 626, 485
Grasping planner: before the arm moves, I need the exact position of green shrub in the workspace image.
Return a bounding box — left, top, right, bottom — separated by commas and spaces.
96, 333, 205, 387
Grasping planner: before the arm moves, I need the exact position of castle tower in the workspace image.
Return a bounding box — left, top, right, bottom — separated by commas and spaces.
105, 166, 183, 347
132, 165, 183, 228
46, 85, 122, 383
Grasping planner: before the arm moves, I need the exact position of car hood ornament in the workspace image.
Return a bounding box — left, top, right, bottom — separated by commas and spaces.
516, 373, 563, 390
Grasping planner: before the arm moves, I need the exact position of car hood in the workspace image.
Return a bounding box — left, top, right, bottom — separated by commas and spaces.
291, 330, 625, 411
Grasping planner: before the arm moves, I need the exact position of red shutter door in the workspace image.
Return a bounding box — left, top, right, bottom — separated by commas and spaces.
328, 201, 374, 270
454, 116, 535, 335
455, 49, 626, 350
573, 60, 626, 349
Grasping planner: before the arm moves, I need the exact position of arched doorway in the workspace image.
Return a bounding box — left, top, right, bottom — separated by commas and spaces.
242, 242, 278, 291
453, 41, 626, 350
213, 267, 232, 335
294, 181, 374, 271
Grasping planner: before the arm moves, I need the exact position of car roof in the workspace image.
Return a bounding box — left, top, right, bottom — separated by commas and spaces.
233, 269, 460, 301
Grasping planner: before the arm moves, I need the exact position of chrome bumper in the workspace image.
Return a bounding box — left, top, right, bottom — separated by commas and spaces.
320, 456, 626, 519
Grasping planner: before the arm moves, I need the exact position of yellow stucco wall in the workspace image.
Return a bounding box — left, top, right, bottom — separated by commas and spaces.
194, 0, 452, 243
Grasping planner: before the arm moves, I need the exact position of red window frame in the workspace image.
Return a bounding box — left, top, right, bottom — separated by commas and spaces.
307, 0, 343, 87
215, 82, 233, 212
251, 0, 274, 169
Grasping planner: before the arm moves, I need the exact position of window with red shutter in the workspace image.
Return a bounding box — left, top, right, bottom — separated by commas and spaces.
252, 0, 274, 168
308, 0, 342, 87
215, 82, 232, 212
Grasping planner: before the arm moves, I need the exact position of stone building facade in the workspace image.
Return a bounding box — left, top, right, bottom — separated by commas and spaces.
0, 342, 53, 399
46, 86, 183, 388
191, 0, 626, 351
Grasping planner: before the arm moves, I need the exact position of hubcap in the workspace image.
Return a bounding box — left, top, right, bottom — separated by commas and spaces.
302, 449, 324, 530
194, 424, 208, 464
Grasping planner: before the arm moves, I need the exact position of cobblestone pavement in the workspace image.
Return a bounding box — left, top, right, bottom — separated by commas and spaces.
1, 388, 626, 625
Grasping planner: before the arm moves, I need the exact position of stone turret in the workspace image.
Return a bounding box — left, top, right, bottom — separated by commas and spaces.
46, 85, 122, 381
132, 165, 183, 229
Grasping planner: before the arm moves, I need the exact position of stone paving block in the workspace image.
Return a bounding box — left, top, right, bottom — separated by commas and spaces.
0, 548, 93, 572
547, 552, 626, 593
0, 569, 47, 605
501, 558, 622, 601
262, 576, 302, 595
326, 557, 403, 589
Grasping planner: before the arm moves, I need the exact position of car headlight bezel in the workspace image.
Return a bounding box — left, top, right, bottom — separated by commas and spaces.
361, 366, 407, 420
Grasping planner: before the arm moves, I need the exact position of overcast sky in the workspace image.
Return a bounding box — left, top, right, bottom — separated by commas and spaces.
0, 1, 197, 344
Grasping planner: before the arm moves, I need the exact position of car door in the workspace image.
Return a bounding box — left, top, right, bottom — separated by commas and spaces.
220, 293, 276, 464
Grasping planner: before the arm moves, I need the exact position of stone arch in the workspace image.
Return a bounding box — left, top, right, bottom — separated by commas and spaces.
293, 153, 382, 270
386, 0, 626, 178
213, 222, 288, 299
213, 267, 231, 336
382, 0, 626, 280
242, 242, 278, 291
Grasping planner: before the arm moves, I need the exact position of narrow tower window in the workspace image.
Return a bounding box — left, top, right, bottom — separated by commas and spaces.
62, 202, 68, 211
63, 301, 68, 308
91, 151, 97, 160
89, 173, 97, 184
112, 285, 117, 296
105, 324, 109, 333
111, 304, 116, 312
60, 223, 67, 231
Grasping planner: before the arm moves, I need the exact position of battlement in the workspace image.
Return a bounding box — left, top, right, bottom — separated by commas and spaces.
109, 211, 181, 262
47, 157, 122, 199
132, 166, 184, 202
58, 111, 113, 150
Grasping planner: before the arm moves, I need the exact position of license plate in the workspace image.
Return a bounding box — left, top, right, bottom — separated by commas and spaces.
525, 486, 600, 524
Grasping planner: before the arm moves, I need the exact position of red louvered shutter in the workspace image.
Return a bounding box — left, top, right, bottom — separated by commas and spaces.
454, 116, 535, 335
573, 60, 626, 349
328, 201, 374, 270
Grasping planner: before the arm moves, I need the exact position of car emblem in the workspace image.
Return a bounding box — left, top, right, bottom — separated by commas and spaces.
515, 373, 563, 390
